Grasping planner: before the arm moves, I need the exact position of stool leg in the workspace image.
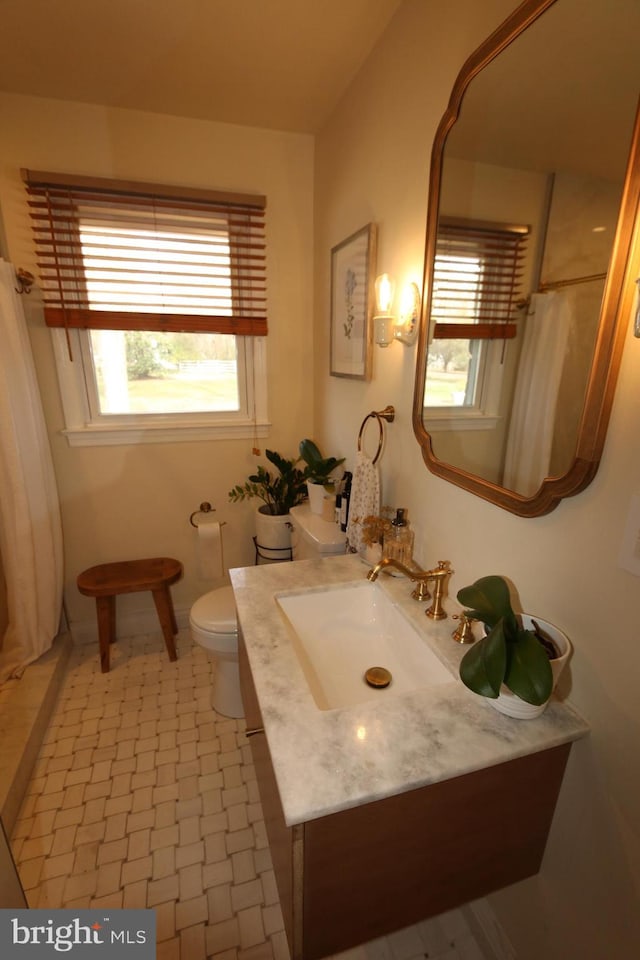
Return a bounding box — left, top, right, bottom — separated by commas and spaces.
152, 586, 178, 662
96, 595, 116, 673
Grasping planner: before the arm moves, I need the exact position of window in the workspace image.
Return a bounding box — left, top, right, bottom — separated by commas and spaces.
23, 169, 269, 444
426, 251, 486, 408
425, 217, 528, 413
86, 331, 242, 416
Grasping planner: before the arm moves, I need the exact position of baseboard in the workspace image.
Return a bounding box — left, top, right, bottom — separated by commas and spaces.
72, 605, 191, 645
464, 900, 517, 960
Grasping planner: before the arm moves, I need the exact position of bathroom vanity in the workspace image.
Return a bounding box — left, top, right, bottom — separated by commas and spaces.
231, 555, 588, 960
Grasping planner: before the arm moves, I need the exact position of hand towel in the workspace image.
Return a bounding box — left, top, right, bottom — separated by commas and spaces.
346, 450, 380, 554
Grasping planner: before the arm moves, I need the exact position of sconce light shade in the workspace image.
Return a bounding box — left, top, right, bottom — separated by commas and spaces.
375, 273, 395, 314
374, 273, 396, 347
373, 273, 420, 348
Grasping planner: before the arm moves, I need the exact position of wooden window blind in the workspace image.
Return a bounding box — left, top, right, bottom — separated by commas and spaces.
22, 169, 267, 337
431, 217, 528, 341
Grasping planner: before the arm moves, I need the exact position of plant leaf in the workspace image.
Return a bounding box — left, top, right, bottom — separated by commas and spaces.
459, 620, 507, 698
299, 438, 322, 465
504, 630, 553, 705
229, 449, 308, 513
299, 439, 345, 483
457, 575, 514, 629
266, 449, 296, 472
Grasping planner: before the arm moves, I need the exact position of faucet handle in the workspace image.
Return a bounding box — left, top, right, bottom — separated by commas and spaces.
451, 614, 477, 644
424, 560, 453, 620
411, 579, 431, 602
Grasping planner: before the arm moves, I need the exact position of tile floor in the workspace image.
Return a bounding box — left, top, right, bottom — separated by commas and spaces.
9, 627, 487, 960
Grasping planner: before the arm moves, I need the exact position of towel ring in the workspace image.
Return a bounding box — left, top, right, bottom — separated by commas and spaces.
357, 405, 395, 465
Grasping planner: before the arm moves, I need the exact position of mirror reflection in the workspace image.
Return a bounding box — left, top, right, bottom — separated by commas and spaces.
418, 0, 639, 503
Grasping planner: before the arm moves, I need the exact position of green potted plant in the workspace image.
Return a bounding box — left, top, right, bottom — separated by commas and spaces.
457, 574, 571, 719
228, 449, 308, 559
299, 438, 345, 515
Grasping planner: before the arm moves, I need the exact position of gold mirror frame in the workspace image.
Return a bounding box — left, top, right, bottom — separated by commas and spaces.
412, 0, 640, 517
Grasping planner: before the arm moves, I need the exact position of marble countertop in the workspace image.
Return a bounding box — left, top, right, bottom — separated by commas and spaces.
230, 555, 589, 827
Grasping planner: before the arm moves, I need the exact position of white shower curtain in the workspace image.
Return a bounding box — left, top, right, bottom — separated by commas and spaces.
503, 291, 570, 496
0, 260, 63, 683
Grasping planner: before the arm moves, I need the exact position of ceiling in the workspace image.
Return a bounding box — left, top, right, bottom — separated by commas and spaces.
446, 0, 640, 183
0, 0, 402, 133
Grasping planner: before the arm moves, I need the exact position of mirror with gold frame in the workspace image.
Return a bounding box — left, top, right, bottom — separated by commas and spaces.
412, 0, 640, 517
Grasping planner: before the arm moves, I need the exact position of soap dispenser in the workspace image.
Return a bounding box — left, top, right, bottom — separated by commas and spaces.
382, 508, 414, 565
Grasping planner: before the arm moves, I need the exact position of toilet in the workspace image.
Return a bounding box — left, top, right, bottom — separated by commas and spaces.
190, 506, 345, 719
189, 585, 243, 719
289, 504, 346, 559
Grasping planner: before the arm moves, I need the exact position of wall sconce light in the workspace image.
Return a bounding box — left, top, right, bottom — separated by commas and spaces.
373, 274, 420, 347
373, 273, 396, 347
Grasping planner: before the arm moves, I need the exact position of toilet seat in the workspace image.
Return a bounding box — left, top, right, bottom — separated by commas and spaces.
189, 586, 238, 655
190, 585, 237, 634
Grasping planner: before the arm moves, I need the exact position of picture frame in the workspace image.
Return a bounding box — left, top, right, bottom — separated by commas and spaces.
330, 223, 377, 380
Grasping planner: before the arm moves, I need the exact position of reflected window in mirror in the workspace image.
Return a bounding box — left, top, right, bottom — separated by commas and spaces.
425, 217, 529, 417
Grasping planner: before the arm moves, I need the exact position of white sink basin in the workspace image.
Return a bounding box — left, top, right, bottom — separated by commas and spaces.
276, 580, 453, 710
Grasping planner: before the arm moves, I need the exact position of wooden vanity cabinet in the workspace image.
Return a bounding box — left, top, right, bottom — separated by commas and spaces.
239, 629, 570, 960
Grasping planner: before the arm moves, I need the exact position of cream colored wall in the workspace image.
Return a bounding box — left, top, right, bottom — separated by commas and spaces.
315, 0, 640, 957
0, 92, 314, 625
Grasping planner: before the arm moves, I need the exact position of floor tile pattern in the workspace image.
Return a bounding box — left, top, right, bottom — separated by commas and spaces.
10, 628, 485, 960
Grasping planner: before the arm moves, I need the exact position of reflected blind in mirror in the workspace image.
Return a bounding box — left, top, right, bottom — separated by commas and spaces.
432, 217, 529, 341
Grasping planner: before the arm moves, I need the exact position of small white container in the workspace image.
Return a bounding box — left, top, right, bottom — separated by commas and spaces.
306, 482, 327, 515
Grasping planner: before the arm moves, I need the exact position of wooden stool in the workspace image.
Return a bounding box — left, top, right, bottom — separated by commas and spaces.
77, 557, 183, 672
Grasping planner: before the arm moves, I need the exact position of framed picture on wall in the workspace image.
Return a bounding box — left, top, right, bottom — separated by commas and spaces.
330, 223, 377, 380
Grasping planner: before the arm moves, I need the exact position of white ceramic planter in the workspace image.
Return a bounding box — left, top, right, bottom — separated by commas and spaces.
255, 506, 292, 561
488, 614, 572, 720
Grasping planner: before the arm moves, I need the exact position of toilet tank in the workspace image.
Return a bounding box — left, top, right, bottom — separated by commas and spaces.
289, 505, 346, 560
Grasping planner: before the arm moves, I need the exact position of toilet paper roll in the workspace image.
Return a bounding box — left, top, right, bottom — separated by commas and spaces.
197, 520, 223, 580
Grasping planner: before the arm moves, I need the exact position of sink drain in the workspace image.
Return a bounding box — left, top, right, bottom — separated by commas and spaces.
364, 666, 392, 689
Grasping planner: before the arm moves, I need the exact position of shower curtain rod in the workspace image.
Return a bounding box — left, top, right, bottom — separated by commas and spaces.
539, 271, 608, 291
517, 270, 607, 310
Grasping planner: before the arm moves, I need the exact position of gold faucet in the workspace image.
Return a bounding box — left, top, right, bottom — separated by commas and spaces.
366, 557, 453, 620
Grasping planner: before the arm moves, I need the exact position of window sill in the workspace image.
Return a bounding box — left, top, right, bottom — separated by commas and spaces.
62, 419, 271, 447
423, 412, 500, 433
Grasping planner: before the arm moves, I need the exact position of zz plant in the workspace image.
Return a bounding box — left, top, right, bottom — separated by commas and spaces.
457, 575, 555, 706
228, 449, 308, 516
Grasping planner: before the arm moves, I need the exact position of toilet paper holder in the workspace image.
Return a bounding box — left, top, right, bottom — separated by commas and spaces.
190, 502, 227, 528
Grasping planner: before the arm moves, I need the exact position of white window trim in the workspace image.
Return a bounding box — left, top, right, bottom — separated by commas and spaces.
424, 412, 501, 432
52, 329, 270, 446
424, 339, 508, 432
